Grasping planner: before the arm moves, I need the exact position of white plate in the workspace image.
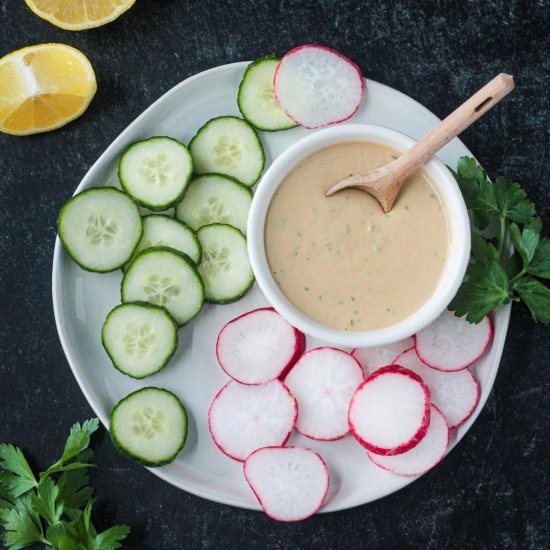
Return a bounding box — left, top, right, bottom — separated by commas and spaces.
52, 62, 511, 512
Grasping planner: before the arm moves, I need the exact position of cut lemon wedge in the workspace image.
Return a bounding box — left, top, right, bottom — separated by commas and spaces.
0, 44, 96, 136
24, 0, 136, 30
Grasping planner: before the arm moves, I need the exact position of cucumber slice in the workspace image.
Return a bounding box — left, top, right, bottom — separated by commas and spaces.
189, 116, 265, 187
124, 214, 201, 270
102, 302, 178, 379
121, 246, 204, 326
175, 174, 252, 235
119, 136, 193, 210
197, 224, 254, 304
238, 57, 298, 132
110, 387, 188, 467
58, 187, 142, 273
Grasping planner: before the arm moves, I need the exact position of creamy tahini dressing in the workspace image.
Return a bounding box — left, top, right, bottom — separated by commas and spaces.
265, 141, 449, 331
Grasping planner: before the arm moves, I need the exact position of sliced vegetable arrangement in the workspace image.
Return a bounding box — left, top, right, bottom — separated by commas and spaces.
207, 306, 493, 520
52, 45, 527, 521
57, 43, 367, 471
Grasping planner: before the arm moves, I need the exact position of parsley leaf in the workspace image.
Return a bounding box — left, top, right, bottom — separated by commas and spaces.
452, 158, 500, 229
0, 482, 15, 511
449, 258, 510, 323
493, 176, 536, 224
30, 477, 62, 526
0, 494, 45, 550
95, 524, 132, 550
62, 419, 100, 464
471, 232, 499, 262
513, 277, 550, 323
509, 222, 540, 267
57, 450, 94, 510
0, 446, 37, 498
0, 419, 130, 550
450, 157, 549, 325
42, 419, 99, 478
46, 522, 81, 550
529, 237, 550, 279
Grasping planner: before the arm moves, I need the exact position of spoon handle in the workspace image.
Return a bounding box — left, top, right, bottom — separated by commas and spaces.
393, 73, 515, 175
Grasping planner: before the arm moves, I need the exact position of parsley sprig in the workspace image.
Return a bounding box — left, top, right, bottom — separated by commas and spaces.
449, 157, 550, 323
0, 419, 130, 550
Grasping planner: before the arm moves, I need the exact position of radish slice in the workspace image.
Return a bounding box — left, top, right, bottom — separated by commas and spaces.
284, 347, 364, 441
216, 307, 305, 384
208, 380, 297, 461
273, 44, 365, 129
367, 405, 449, 476
352, 337, 414, 376
393, 348, 480, 429
244, 446, 329, 521
415, 311, 493, 372
348, 365, 430, 456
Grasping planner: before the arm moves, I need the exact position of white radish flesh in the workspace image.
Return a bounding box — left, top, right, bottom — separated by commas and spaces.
348, 365, 430, 456
393, 348, 480, 429
216, 307, 305, 385
273, 44, 364, 129
367, 405, 449, 476
284, 347, 364, 440
415, 311, 493, 372
208, 380, 297, 461
352, 337, 414, 376
244, 446, 329, 521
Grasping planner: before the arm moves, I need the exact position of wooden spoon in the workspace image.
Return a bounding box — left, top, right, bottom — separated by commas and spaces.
325, 73, 515, 212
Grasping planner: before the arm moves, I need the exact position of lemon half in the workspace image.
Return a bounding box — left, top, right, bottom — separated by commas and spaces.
24, 0, 136, 31
0, 43, 97, 136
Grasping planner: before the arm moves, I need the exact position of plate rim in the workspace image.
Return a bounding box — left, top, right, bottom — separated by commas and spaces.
52, 61, 511, 512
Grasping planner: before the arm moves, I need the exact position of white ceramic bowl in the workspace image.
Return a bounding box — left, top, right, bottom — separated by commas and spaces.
248, 124, 471, 348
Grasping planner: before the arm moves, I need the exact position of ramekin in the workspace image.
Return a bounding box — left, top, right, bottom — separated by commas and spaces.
247, 124, 470, 348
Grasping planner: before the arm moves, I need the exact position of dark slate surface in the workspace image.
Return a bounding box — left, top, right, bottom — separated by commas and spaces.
1, 1, 549, 548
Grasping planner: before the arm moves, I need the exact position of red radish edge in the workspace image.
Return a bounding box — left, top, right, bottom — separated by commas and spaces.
273, 44, 365, 129
414, 315, 494, 372
286, 347, 364, 441
208, 381, 298, 462
215, 307, 306, 384
348, 365, 431, 456
288, 329, 307, 378
367, 405, 450, 477
454, 373, 481, 429
244, 446, 329, 522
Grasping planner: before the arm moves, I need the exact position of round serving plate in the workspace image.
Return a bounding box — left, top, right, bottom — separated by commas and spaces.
52, 62, 511, 512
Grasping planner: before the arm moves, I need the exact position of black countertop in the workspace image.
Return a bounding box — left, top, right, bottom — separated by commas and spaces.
1, 1, 549, 548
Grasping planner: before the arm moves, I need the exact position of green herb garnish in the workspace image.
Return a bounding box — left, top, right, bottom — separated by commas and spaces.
449, 157, 550, 323
0, 419, 130, 550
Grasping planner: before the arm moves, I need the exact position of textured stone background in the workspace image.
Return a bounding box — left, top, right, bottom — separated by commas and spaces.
0, 0, 549, 548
